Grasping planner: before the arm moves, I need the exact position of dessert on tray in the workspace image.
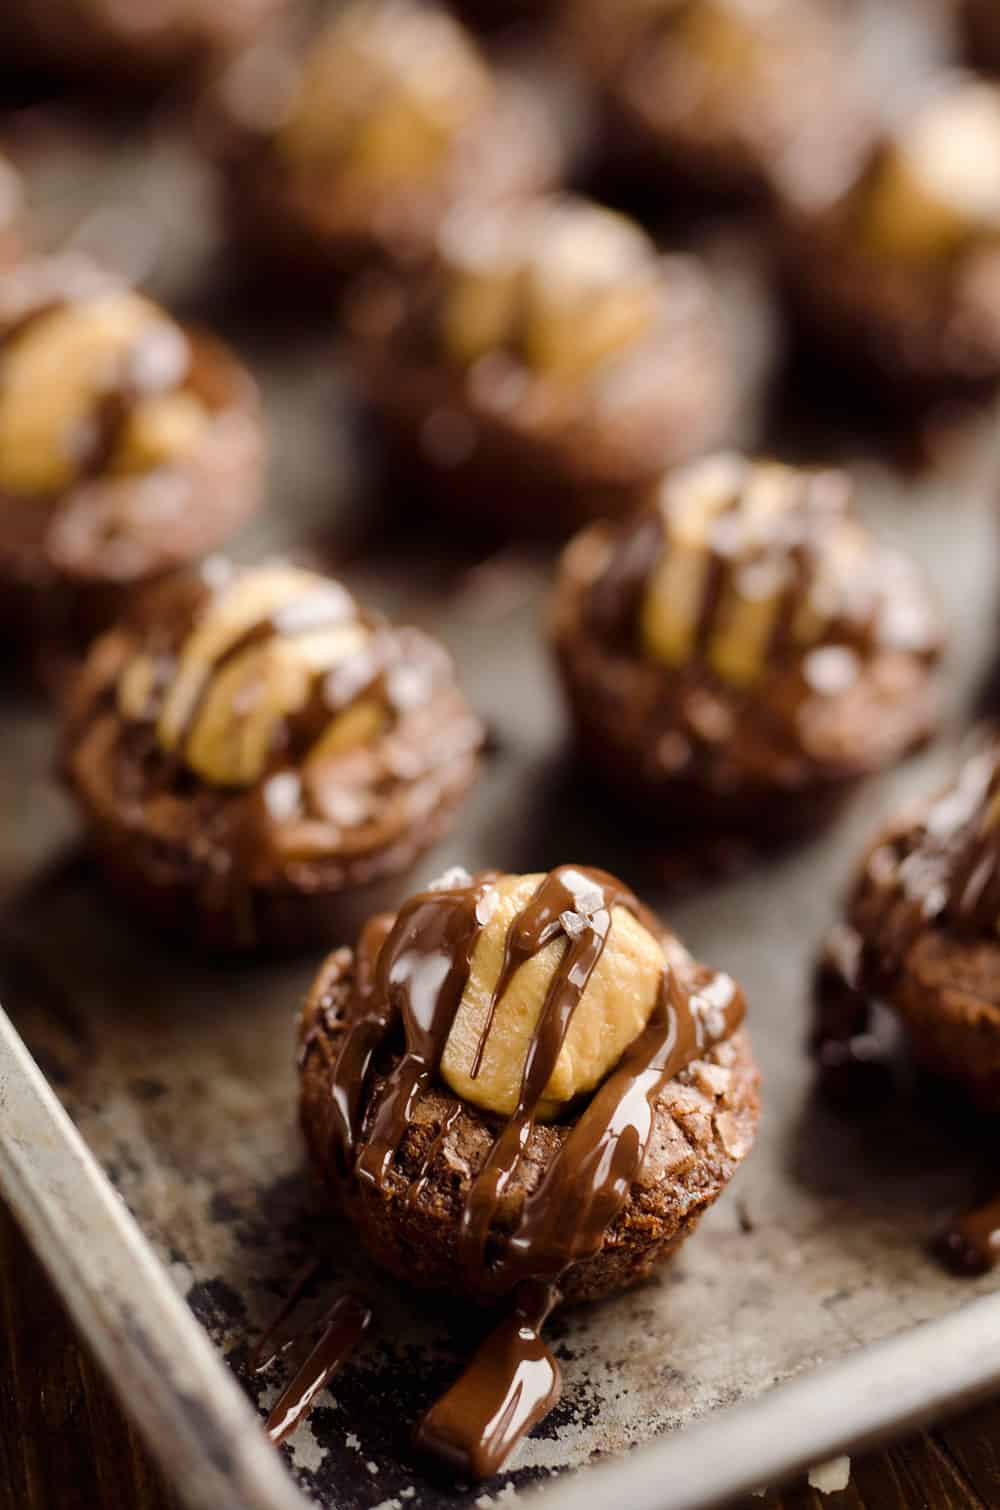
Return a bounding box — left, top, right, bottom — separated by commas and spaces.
298, 862, 758, 1474
550, 452, 942, 836
60, 560, 483, 951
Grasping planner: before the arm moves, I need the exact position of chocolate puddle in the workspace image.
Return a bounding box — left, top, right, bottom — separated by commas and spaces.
315, 865, 744, 1475
414, 1279, 560, 1480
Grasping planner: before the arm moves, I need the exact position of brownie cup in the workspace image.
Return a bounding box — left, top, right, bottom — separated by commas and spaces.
61, 560, 483, 953
0, 153, 26, 272
550, 453, 943, 836
783, 75, 1000, 399
565, 0, 870, 206
814, 743, 1000, 1274
206, 0, 562, 283
0, 0, 288, 85
299, 863, 758, 1472
815, 743, 1000, 1117
348, 195, 733, 535
0, 254, 264, 653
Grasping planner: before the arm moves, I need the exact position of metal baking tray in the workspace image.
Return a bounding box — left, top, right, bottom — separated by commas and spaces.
2, 48, 1000, 1510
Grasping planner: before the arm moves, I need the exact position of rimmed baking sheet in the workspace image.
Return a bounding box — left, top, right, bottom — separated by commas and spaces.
1, 33, 999, 1510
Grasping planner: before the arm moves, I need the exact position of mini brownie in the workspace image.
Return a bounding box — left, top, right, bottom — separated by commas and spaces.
0, 153, 26, 272
815, 743, 1000, 1117
348, 195, 733, 535
550, 453, 943, 836
565, 0, 869, 205
814, 744, 1000, 1275
0, 255, 263, 651
61, 560, 483, 952
0, 0, 288, 86
299, 864, 758, 1468
783, 75, 1000, 398
207, 0, 562, 282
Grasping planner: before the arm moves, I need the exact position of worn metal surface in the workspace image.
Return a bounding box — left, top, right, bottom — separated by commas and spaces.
1, 26, 1000, 1507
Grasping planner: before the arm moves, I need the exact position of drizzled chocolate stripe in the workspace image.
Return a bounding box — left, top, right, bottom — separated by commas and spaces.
587, 461, 890, 673
353, 873, 500, 1192
162, 575, 364, 757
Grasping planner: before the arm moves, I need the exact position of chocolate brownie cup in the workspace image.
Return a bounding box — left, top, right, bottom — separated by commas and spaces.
0, 255, 263, 652
550, 453, 943, 836
299, 863, 758, 1473
207, 0, 562, 283
814, 742, 1000, 1273
0, 0, 287, 86
565, 0, 870, 206
61, 560, 483, 952
0, 153, 26, 272
348, 195, 733, 535
783, 75, 1000, 399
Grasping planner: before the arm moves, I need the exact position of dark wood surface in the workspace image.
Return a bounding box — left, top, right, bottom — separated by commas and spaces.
0, 1201, 996, 1510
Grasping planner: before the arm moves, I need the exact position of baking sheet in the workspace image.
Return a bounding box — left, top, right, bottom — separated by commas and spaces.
2, 27, 1000, 1509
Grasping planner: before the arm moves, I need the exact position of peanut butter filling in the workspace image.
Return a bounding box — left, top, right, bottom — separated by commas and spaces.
441, 871, 665, 1118
0, 286, 206, 498
438, 200, 661, 383
858, 81, 1000, 264
274, 0, 493, 186
118, 563, 385, 788
634, 453, 911, 689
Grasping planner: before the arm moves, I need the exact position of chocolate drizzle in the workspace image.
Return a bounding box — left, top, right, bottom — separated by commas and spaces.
414, 1278, 560, 1480
264, 1293, 372, 1445
587, 458, 938, 676
324, 864, 744, 1473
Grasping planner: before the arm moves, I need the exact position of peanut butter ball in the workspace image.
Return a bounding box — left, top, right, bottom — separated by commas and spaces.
551, 453, 943, 835
783, 75, 1000, 397
207, 0, 562, 281
0, 255, 263, 653
566, 0, 870, 205
349, 195, 733, 535
61, 559, 483, 951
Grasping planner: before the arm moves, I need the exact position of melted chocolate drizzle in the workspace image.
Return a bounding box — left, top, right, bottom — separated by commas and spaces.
587, 462, 936, 674
324, 864, 744, 1474
414, 1279, 560, 1480
264, 1293, 372, 1445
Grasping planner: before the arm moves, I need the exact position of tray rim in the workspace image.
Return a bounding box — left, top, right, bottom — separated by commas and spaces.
1, 1002, 998, 1510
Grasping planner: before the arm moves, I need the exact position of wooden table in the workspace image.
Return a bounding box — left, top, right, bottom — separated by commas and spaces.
1, 1203, 996, 1510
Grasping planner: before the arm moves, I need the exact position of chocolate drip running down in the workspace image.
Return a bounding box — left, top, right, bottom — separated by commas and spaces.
323, 865, 744, 1474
